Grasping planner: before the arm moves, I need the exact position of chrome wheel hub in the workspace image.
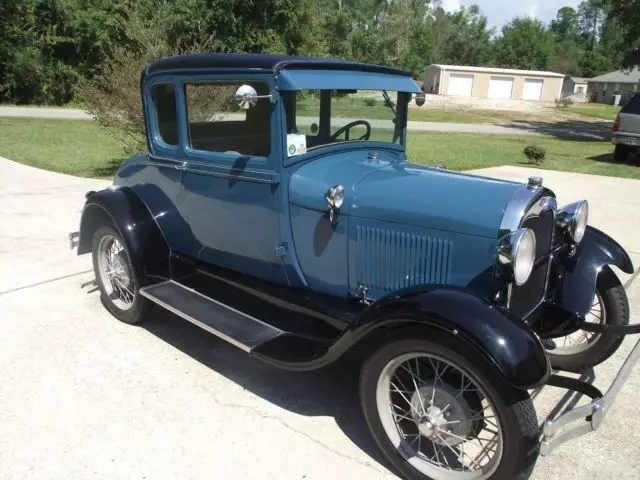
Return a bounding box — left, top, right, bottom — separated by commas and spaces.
97, 234, 135, 311
410, 385, 476, 447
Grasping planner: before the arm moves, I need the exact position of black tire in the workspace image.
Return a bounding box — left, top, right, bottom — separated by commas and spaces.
547, 265, 629, 372
92, 224, 150, 325
614, 144, 630, 162
360, 332, 539, 480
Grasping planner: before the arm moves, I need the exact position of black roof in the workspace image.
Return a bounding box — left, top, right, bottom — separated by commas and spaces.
145, 53, 411, 77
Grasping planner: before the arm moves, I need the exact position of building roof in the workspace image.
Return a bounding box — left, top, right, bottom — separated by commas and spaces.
429, 64, 564, 78
566, 76, 590, 84
588, 67, 640, 84
146, 53, 411, 77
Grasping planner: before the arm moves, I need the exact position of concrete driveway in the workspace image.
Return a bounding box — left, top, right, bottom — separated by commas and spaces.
1, 157, 639, 480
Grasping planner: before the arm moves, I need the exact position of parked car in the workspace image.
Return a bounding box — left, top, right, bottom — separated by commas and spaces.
613, 92, 640, 161
70, 54, 640, 480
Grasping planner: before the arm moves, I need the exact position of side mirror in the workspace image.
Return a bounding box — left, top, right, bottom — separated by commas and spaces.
414, 92, 426, 107
235, 84, 273, 109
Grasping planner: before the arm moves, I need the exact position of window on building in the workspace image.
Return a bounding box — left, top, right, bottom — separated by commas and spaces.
576, 85, 585, 93
603, 82, 608, 92
151, 83, 178, 146
184, 82, 271, 157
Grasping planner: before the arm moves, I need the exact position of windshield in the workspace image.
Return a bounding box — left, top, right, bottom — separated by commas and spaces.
283, 89, 406, 155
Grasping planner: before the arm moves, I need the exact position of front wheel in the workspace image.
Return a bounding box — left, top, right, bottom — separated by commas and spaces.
360, 333, 539, 480
547, 265, 629, 372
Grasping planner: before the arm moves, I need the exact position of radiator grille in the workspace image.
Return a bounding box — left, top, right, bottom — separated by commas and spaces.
509, 209, 555, 317
356, 226, 452, 291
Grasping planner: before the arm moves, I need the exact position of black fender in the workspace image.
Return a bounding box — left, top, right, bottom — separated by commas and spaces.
355, 287, 551, 389
77, 186, 170, 280
557, 226, 634, 316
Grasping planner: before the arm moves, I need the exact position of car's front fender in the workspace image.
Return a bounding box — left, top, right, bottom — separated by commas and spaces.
77, 186, 170, 280
557, 226, 634, 316
356, 287, 551, 389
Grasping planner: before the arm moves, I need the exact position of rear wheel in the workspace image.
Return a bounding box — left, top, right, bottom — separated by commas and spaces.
547, 266, 629, 372
614, 144, 630, 162
92, 224, 150, 324
360, 333, 539, 480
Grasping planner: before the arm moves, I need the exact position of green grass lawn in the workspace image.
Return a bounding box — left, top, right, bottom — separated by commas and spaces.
0, 117, 124, 177
566, 103, 620, 120
406, 133, 640, 179
0, 117, 637, 180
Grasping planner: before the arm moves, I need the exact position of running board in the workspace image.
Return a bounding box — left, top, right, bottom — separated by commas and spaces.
139, 280, 284, 352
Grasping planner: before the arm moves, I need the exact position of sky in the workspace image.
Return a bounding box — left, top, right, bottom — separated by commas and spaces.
440, 0, 582, 30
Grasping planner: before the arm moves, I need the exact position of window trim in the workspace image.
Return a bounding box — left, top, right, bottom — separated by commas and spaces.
145, 78, 181, 157
178, 75, 275, 169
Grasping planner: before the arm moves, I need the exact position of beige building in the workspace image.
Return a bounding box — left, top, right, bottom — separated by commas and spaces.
423, 64, 564, 102
561, 76, 590, 102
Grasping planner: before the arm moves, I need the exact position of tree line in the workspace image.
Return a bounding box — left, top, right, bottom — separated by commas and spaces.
1, 0, 638, 105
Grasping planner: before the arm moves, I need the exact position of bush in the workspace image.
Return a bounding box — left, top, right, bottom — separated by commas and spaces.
554, 97, 574, 108
523, 146, 546, 165
363, 97, 377, 107
78, 34, 212, 157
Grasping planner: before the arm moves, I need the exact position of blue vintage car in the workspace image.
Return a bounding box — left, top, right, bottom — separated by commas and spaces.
71, 54, 640, 480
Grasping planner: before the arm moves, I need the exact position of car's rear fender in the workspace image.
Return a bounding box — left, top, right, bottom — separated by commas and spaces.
77, 186, 170, 280
354, 286, 551, 389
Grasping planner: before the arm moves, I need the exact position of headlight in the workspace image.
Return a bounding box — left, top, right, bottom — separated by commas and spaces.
497, 228, 537, 286
557, 200, 589, 243
325, 185, 345, 209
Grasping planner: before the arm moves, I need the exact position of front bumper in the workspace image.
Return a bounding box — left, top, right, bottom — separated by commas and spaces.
538, 337, 640, 455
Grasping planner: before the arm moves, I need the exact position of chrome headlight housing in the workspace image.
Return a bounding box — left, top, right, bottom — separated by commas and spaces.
557, 200, 589, 243
497, 228, 537, 286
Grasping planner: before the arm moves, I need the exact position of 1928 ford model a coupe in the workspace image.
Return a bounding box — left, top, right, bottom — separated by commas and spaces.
70, 54, 640, 480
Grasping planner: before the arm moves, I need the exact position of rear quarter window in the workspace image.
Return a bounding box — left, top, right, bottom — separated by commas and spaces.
621, 94, 640, 114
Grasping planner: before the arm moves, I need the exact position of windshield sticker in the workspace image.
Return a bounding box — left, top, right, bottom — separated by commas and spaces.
287, 133, 307, 157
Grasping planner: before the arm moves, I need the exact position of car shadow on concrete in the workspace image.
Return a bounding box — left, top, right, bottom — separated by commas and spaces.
499, 119, 612, 141
142, 307, 396, 476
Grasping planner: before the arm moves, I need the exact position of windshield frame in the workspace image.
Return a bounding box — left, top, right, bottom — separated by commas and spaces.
281, 88, 410, 165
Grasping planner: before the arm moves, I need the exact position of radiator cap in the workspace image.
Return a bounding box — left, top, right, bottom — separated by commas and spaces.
528, 176, 543, 189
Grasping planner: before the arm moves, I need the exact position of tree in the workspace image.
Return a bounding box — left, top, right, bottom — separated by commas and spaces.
494, 17, 556, 70
608, 0, 640, 68
551, 7, 580, 43
429, 4, 494, 67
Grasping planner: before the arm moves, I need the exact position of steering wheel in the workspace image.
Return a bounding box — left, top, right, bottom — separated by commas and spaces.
329, 120, 372, 142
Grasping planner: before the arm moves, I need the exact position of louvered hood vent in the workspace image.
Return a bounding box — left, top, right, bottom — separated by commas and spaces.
356, 225, 453, 291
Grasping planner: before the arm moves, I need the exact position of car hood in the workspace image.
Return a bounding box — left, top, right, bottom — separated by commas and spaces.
289, 149, 520, 238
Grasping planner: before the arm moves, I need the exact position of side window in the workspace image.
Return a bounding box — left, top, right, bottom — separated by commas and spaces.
621, 94, 640, 114
185, 82, 271, 157
151, 83, 178, 146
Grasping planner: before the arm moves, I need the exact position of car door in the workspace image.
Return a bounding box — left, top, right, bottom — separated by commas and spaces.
176, 76, 286, 284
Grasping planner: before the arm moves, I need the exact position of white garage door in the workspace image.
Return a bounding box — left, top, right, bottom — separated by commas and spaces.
522, 78, 544, 101
488, 76, 514, 99
447, 74, 474, 97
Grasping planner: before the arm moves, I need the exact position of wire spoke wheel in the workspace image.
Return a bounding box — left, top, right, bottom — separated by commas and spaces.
551, 293, 604, 356
96, 233, 136, 311
376, 352, 504, 479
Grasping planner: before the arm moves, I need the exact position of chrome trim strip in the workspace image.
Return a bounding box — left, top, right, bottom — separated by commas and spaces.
133, 156, 279, 184
499, 185, 556, 237
139, 280, 283, 353
540, 337, 640, 456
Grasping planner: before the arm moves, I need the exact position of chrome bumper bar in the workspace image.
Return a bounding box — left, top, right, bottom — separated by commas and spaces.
540, 337, 640, 456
